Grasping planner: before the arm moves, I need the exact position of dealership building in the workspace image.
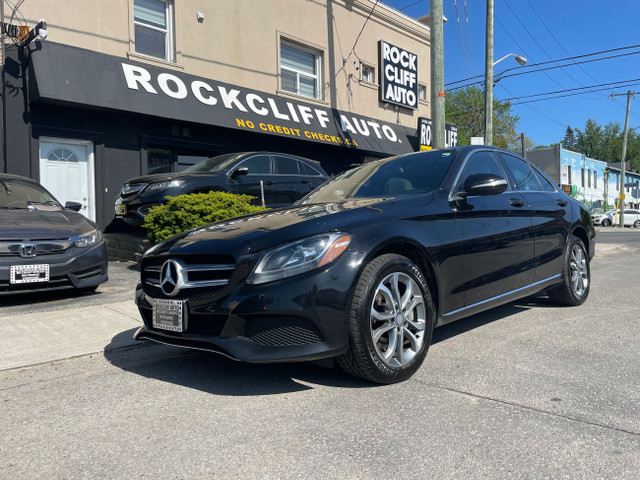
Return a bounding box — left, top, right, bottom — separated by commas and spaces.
1, 0, 456, 230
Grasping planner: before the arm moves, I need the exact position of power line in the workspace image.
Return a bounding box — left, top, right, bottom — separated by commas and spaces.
462, 0, 476, 76
446, 49, 640, 91
508, 79, 640, 105
453, 0, 470, 77
497, 84, 568, 128
447, 44, 640, 87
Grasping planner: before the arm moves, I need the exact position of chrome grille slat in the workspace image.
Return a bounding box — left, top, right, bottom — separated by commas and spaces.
142, 259, 235, 296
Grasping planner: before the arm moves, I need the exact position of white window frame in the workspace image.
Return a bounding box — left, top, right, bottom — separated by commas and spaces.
133, 0, 174, 62
280, 40, 322, 100
418, 84, 428, 102
360, 62, 375, 84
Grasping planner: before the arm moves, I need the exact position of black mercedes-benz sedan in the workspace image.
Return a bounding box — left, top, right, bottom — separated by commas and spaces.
133, 146, 595, 384
115, 152, 328, 226
0, 174, 108, 294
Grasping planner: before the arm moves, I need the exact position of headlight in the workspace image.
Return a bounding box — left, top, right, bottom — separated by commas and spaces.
247, 232, 352, 285
74, 229, 103, 248
144, 180, 184, 193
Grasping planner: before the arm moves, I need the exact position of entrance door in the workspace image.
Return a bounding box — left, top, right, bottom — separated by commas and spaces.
39, 138, 96, 221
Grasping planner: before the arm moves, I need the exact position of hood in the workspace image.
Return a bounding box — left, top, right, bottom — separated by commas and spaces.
0, 209, 96, 240
154, 198, 396, 257
125, 172, 223, 184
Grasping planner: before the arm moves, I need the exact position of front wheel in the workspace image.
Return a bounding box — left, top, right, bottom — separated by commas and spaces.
634, 220, 640, 229
548, 236, 590, 306
602, 218, 611, 227
337, 254, 435, 384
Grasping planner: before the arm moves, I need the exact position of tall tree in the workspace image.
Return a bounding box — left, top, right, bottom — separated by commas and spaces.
575, 119, 602, 158
445, 86, 520, 149
562, 126, 577, 151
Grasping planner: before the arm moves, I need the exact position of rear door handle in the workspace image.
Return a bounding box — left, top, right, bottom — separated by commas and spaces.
509, 198, 524, 207
556, 199, 568, 207
264, 181, 274, 186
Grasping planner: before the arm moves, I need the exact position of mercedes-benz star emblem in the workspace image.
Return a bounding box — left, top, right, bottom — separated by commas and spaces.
160, 259, 184, 297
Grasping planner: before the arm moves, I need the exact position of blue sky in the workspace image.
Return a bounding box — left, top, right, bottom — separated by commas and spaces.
380, 0, 640, 147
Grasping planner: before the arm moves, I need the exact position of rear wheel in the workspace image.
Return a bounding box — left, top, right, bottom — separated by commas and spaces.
548, 236, 590, 306
634, 220, 640, 229
602, 218, 611, 227
337, 254, 435, 384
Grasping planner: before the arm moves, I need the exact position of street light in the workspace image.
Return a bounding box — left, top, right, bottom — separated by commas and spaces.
494, 53, 527, 67
484, 51, 527, 146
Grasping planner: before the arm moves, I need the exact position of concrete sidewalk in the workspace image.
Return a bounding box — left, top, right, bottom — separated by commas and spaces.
0, 300, 142, 372
0, 241, 627, 373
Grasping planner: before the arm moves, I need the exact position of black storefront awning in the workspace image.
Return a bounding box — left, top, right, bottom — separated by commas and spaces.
28, 43, 419, 156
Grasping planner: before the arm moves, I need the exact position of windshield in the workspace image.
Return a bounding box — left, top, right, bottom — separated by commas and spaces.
0, 178, 61, 210
301, 150, 458, 204
182, 153, 245, 173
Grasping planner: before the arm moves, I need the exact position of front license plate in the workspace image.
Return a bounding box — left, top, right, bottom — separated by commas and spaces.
10, 264, 50, 284
152, 298, 186, 332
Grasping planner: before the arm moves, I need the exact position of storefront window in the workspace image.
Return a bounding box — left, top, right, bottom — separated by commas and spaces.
280, 41, 322, 100
134, 0, 174, 62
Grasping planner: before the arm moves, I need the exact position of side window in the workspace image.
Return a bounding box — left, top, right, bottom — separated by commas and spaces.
498, 153, 542, 191
531, 166, 557, 192
275, 156, 299, 175
299, 162, 321, 176
456, 152, 507, 193
240, 155, 271, 174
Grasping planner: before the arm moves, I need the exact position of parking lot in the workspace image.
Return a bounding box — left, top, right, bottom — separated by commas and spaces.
1, 230, 639, 478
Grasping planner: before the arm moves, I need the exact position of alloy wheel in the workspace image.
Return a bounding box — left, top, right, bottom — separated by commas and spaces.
369, 272, 426, 367
570, 244, 589, 298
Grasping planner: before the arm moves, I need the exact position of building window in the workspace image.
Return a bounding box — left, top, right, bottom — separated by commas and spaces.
567, 166, 571, 184
360, 63, 375, 84
418, 84, 427, 102
134, 0, 173, 62
280, 41, 322, 100
587, 169, 591, 188
581, 168, 585, 187
594, 171, 597, 189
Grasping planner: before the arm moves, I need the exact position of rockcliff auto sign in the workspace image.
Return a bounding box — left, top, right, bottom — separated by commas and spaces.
379, 40, 418, 110
28, 43, 418, 156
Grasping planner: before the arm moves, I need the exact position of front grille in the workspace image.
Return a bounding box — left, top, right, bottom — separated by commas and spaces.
0, 239, 71, 257
245, 317, 323, 347
0, 275, 72, 293
141, 254, 236, 299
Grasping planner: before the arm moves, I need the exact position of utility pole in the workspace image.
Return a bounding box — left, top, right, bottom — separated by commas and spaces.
520, 132, 526, 158
611, 91, 636, 228
430, 0, 445, 149
484, 0, 494, 146
1, 0, 5, 174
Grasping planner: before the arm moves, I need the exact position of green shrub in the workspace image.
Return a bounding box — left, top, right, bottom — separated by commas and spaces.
143, 191, 266, 244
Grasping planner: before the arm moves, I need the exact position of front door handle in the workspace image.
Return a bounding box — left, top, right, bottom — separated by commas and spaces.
509, 198, 524, 207
264, 181, 274, 186
556, 199, 568, 207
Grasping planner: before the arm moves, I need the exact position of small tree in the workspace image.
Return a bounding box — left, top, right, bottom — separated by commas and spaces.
143, 192, 266, 244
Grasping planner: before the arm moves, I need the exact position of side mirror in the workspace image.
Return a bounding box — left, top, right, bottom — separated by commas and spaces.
231, 167, 249, 178
463, 173, 509, 197
65, 201, 83, 212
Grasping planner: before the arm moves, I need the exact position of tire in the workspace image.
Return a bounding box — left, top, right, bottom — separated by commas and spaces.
337, 254, 435, 384
548, 236, 590, 306
79, 285, 98, 294
634, 220, 640, 229
602, 218, 611, 227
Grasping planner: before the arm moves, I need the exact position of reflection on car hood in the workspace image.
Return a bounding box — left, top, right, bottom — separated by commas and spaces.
0, 209, 95, 240
125, 172, 223, 184
155, 197, 398, 255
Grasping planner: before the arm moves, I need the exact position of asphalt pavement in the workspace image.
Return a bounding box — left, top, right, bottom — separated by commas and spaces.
0, 229, 633, 372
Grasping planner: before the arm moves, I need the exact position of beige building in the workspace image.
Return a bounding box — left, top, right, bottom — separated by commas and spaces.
2, 0, 437, 229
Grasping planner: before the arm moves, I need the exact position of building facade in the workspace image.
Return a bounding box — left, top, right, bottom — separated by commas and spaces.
1, 0, 441, 229
527, 144, 640, 211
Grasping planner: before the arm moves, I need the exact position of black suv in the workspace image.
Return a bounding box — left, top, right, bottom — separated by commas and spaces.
115, 152, 329, 226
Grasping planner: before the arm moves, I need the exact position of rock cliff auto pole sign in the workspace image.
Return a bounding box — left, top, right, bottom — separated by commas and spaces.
379, 40, 418, 110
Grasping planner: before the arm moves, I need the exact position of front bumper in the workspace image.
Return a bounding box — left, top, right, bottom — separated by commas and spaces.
0, 242, 108, 294
133, 251, 365, 363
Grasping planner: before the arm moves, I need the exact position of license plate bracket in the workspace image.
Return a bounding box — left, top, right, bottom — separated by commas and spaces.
152, 298, 187, 332
10, 264, 50, 284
